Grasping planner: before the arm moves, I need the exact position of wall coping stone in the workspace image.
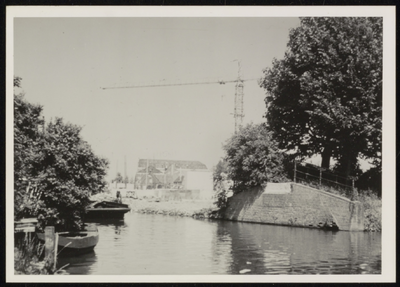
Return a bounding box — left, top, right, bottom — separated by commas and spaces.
292, 182, 352, 203
263, 182, 292, 194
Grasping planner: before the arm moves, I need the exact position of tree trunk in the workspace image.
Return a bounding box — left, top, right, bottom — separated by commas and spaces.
336, 147, 358, 178
321, 146, 332, 169
341, 155, 358, 178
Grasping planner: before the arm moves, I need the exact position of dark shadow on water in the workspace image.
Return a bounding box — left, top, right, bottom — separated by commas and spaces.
57, 250, 98, 275
85, 217, 126, 227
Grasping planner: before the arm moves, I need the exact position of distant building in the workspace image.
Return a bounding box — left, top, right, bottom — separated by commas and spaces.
134, 159, 213, 192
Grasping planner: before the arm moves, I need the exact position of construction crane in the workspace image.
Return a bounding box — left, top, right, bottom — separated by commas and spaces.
101, 64, 257, 133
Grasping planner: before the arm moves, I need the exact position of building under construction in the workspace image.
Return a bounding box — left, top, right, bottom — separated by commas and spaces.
134, 159, 213, 191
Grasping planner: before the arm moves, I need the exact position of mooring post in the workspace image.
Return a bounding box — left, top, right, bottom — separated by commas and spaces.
319, 168, 322, 187
44, 226, 56, 271
351, 179, 357, 200
293, 161, 297, 182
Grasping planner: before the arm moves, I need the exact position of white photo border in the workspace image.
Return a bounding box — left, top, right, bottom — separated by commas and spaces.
6, 5, 396, 283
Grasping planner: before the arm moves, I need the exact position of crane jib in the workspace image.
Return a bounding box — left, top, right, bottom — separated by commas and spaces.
100, 77, 259, 134
100, 78, 258, 90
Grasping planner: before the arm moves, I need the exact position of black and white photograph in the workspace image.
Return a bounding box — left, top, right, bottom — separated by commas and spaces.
6, 6, 395, 283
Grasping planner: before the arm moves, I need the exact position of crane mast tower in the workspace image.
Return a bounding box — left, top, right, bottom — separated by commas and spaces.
233, 61, 244, 133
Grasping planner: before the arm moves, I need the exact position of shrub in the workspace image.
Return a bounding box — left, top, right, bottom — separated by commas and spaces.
222, 123, 289, 194
357, 190, 382, 232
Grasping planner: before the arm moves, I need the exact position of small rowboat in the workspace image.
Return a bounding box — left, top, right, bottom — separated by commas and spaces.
85, 201, 131, 219
37, 224, 99, 256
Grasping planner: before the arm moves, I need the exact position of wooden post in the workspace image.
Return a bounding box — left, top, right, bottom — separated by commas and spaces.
44, 226, 56, 271
293, 161, 297, 182
145, 159, 149, 189
54, 233, 59, 270
116, 160, 118, 189
124, 155, 127, 189
319, 168, 322, 187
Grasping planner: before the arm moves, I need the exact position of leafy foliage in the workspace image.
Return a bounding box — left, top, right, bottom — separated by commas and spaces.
260, 17, 382, 177
356, 166, 382, 197
14, 233, 69, 274
14, 87, 45, 218
14, 78, 109, 231
222, 123, 289, 194
356, 190, 381, 232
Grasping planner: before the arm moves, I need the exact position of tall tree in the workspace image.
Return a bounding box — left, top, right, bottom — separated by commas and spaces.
260, 17, 382, 177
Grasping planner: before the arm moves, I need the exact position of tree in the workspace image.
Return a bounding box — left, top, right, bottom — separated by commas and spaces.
260, 17, 382, 177
35, 118, 109, 230
14, 78, 109, 231
14, 79, 45, 218
113, 172, 123, 183
222, 123, 289, 194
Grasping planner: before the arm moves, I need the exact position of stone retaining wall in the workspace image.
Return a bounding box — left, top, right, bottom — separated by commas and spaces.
223, 182, 364, 231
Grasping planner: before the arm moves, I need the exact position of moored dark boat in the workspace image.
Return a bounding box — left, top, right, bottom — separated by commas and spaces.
37, 224, 99, 256
85, 201, 131, 219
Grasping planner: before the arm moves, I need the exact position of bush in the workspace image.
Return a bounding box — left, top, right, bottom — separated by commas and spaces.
14, 233, 69, 275
356, 167, 382, 197
357, 190, 382, 232
222, 123, 289, 194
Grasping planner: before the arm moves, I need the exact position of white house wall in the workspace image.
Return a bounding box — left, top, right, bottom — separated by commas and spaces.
185, 171, 213, 198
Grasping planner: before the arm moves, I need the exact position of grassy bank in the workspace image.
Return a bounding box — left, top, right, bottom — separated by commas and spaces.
357, 191, 382, 232
14, 233, 69, 275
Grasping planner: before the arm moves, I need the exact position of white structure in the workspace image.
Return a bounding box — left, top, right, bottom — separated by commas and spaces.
185, 170, 213, 190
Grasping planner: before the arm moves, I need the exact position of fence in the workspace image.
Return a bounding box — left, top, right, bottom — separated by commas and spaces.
292, 161, 356, 196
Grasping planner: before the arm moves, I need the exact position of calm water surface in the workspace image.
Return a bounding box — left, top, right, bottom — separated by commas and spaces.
58, 212, 381, 275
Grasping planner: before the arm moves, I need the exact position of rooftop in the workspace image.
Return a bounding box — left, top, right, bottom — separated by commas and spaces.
138, 159, 207, 170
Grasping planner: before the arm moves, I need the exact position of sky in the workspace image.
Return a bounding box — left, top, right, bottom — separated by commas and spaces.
14, 17, 301, 180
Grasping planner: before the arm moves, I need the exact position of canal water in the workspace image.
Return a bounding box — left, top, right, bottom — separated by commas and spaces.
58, 212, 381, 275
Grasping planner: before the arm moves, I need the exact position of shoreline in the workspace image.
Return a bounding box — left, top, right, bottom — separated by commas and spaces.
90, 191, 381, 232
90, 192, 219, 218
126, 197, 219, 218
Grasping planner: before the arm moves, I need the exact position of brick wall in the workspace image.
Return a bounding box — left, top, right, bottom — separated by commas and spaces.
223, 183, 364, 231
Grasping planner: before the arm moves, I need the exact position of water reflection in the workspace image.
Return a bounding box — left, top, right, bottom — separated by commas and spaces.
214, 221, 381, 275
222, 221, 270, 274
59, 213, 381, 275
57, 250, 97, 275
